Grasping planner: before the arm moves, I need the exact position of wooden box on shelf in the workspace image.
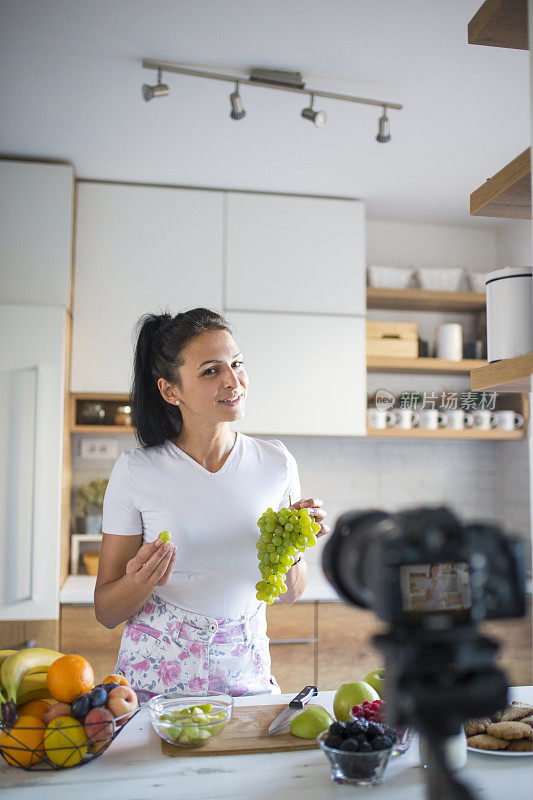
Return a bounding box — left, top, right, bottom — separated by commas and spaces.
71, 393, 134, 433
366, 321, 418, 359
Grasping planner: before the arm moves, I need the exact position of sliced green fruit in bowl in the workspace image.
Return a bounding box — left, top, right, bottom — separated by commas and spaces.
148, 693, 233, 747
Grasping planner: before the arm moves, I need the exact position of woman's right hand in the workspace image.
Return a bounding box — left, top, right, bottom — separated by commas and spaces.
125, 538, 176, 587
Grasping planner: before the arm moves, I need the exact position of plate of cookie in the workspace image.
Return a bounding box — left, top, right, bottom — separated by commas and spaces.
465, 701, 533, 756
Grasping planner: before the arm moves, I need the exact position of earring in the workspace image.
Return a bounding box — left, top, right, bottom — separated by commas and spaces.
176, 400, 180, 406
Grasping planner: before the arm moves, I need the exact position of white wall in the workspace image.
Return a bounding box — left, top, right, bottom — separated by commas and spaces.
495, 220, 532, 267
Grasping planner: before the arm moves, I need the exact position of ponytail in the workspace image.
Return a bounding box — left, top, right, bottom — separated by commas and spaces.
131, 308, 232, 448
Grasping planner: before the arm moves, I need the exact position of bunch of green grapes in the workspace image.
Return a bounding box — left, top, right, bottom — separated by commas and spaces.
255, 503, 321, 604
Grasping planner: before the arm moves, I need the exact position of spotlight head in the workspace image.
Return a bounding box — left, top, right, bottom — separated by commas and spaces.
301, 95, 326, 127
376, 106, 391, 143
229, 83, 246, 120
142, 69, 169, 102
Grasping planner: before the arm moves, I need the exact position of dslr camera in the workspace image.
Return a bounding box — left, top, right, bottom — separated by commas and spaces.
323, 506, 527, 800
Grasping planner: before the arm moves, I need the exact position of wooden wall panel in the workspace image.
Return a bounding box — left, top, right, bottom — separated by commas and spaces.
0, 620, 59, 650
60, 605, 124, 681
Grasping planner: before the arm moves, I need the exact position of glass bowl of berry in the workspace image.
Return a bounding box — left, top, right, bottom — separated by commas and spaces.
317, 719, 397, 786
350, 699, 413, 756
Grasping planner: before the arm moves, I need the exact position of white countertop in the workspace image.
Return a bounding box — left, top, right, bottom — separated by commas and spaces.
59, 569, 341, 604
2, 688, 531, 799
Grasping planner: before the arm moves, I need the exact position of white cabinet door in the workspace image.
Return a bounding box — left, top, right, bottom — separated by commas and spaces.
71, 183, 224, 393
225, 193, 365, 315
0, 305, 66, 621
226, 312, 366, 436
0, 160, 73, 308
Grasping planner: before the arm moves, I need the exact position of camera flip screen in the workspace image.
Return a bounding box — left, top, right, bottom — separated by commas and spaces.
399, 562, 471, 615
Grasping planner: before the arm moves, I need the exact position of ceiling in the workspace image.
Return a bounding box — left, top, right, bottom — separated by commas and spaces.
0, 0, 530, 226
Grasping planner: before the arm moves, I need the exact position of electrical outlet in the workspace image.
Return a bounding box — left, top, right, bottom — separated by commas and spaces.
80, 438, 118, 459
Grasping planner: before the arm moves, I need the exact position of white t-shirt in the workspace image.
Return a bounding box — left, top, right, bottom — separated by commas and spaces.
102, 432, 301, 620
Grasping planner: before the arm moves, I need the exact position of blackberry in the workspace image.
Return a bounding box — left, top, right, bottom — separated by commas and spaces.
325, 733, 343, 750
346, 719, 368, 736
328, 721, 348, 738
357, 739, 372, 752
340, 738, 360, 752
371, 735, 391, 751
366, 721, 386, 738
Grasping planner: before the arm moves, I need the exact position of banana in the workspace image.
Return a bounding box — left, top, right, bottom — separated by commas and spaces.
0, 650, 17, 666
0, 648, 63, 724
16, 672, 51, 706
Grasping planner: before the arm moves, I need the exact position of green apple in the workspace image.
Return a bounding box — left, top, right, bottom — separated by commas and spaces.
289, 706, 333, 739
333, 681, 379, 722
363, 668, 385, 698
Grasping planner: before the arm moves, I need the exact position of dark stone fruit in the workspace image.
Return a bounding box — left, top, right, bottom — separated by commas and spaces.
101, 682, 121, 694
90, 686, 108, 708
346, 719, 368, 736
71, 693, 91, 720
357, 739, 373, 752
328, 721, 348, 738
366, 721, 386, 738
325, 733, 343, 750
340, 738, 360, 752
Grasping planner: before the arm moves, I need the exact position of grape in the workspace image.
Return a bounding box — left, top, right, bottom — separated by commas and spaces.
255, 503, 320, 603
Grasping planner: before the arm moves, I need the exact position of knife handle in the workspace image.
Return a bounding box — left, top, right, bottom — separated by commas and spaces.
288, 685, 318, 709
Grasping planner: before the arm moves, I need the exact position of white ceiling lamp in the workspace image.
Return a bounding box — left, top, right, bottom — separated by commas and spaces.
301, 94, 327, 128
142, 68, 170, 102
141, 61, 402, 141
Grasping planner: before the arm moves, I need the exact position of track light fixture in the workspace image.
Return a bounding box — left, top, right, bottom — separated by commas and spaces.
141, 61, 402, 141
300, 94, 327, 127
229, 82, 246, 120
376, 106, 391, 143
142, 68, 169, 102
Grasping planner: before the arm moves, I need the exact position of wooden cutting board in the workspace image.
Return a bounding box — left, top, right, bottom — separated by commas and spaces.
160, 703, 323, 757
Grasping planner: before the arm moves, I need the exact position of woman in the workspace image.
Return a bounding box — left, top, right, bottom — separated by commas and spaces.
94, 308, 329, 697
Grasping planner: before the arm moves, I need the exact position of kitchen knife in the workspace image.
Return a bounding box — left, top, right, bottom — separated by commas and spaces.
268, 685, 318, 734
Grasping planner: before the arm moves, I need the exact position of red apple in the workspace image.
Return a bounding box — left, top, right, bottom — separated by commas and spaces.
106, 685, 138, 725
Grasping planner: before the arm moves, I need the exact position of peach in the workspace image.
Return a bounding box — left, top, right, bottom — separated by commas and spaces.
42, 702, 71, 726
106, 685, 138, 725
88, 737, 112, 756
84, 706, 115, 743
102, 674, 130, 687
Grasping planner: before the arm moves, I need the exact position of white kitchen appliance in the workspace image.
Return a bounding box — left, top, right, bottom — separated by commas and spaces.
485, 267, 533, 362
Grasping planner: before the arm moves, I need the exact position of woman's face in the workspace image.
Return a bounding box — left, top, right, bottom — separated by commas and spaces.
161, 329, 248, 423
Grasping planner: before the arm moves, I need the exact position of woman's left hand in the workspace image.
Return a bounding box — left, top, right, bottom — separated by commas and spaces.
289, 497, 330, 538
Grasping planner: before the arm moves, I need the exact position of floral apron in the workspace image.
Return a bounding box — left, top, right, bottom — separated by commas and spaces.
114, 594, 281, 697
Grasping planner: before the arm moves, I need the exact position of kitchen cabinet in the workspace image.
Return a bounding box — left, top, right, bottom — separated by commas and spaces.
60, 605, 125, 680
267, 602, 317, 692
71, 182, 225, 394
226, 311, 366, 436
225, 193, 366, 315
0, 159, 74, 308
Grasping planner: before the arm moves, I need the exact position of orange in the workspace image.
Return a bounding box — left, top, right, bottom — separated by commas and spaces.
46, 655, 94, 704
0, 714, 45, 767
17, 699, 54, 721
102, 673, 130, 687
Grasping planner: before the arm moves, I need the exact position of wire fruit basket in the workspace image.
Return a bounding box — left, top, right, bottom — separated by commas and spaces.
0, 691, 145, 771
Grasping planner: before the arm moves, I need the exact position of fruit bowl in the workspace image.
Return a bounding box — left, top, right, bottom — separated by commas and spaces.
0, 696, 142, 771
317, 730, 395, 786
148, 692, 233, 747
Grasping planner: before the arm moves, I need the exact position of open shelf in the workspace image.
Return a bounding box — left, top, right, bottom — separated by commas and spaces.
471, 352, 533, 392
468, 0, 528, 49
367, 356, 486, 374
367, 427, 525, 440
470, 148, 531, 219
366, 287, 485, 312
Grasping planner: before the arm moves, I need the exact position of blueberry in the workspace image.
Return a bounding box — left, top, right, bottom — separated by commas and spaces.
340, 738, 360, 752
328, 721, 348, 738
71, 693, 91, 721
325, 733, 343, 750
90, 686, 108, 708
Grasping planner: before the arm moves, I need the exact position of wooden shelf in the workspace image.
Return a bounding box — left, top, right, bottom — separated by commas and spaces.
367, 356, 487, 374
471, 352, 533, 392
366, 287, 485, 312
470, 148, 531, 219
468, 0, 528, 50
367, 427, 525, 440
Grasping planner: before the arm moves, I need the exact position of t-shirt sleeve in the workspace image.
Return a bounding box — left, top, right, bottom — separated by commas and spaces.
270, 440, 302, 510
102, 450, 143, 536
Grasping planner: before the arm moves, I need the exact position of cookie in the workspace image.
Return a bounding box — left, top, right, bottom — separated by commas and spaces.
506, 738, 533, 752
467, 734, 508, 750
520, 715, 533, 726
500, 702, 533, 722
464, 718, 490, 736
486, 721, 532, 740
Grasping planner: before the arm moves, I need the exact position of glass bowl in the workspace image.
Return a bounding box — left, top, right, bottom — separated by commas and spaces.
349, 707, 412, 756
317, 730, 394, 786
148, 693, 233, 747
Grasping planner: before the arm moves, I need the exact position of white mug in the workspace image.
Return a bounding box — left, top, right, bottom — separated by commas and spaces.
446, 410, 474, 431
419, 409, 447, 430
472, 410, 496, 430
367, 408, 395, 429
394, 408, 420, 430
493, 410, 524, 430
437, 323, 463, 361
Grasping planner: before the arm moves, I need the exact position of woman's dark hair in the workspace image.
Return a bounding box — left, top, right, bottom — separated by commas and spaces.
131, 308, 232, 447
